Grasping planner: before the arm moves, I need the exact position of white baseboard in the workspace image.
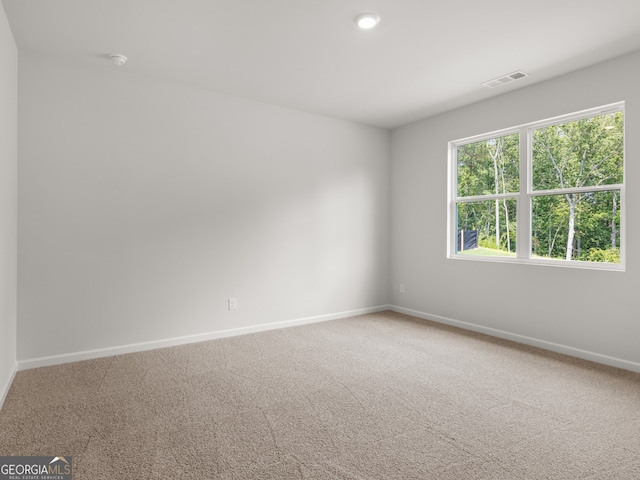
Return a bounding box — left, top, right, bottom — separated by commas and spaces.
391, 305, 640, 373
17, 305, 392, 371
0, 362, 18, 410
19, 303, 637, 374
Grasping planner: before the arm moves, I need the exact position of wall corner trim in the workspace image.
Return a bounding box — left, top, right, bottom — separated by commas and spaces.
0, 362, 18, 410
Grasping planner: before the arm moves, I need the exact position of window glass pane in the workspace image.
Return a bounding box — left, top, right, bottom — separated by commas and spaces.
532, 112, 624, 191
456, 199, 517, 257
456, 133, 519, 198
531, 190, 621, 263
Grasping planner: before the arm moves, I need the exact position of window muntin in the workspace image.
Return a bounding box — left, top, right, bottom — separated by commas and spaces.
449, 103, 624, 269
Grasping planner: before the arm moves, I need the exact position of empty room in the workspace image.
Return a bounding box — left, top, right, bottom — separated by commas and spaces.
1, 1, 639, 479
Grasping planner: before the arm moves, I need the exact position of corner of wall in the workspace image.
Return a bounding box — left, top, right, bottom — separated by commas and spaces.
0, 0, 19, 410
0, 362, 17, 410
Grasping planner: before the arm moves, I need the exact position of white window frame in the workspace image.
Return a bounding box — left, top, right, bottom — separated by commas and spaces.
447, 102, 625, 271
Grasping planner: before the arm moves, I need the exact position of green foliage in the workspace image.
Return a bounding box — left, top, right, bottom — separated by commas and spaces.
479, 235, 498, 250
457, 198, 517, 253
457, 111, 623, 263
457, 133, 519, 197
532, 113, 624, 191
530, 112, 623, 262
456, 134, 519, 255
583, 248, 620, 263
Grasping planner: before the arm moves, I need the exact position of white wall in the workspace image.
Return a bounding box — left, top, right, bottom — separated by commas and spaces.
14, 42, 639, 373
0, 1, 17, 402
18, 52, 390, 363
390, 50, 640, 371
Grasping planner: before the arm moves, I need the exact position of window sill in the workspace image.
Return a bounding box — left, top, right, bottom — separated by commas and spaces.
448, 253, 625, 272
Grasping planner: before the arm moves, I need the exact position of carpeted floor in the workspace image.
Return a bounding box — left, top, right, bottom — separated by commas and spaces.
1, 311, 639, 479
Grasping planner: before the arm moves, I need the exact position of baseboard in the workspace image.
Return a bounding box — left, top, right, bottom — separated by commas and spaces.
0, 362, 18, 410
391, 305, 640, 373
17, 305, 392, 371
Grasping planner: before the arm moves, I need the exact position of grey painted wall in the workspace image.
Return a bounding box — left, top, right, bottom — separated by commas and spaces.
18, 52, 390, 361
390, 51, 640, 369
11, 40, 640, 372
0, 1, 17, 400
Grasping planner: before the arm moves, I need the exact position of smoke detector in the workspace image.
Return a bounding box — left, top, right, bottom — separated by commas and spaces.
109, 54, 128, 66
482, 70, 529, 88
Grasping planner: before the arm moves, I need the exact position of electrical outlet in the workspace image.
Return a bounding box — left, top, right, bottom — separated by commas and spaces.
228, 298, 237, 310
400, 284, 405, 294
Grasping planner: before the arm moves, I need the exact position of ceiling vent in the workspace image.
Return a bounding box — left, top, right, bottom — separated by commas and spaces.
482, 70, 530, 88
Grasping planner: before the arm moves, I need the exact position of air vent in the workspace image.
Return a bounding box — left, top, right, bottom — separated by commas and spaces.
482, 70, 530, 88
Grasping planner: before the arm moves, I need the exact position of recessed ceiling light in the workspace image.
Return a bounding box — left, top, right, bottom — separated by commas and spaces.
355, 13, 380, 30
109, 54, 127, 66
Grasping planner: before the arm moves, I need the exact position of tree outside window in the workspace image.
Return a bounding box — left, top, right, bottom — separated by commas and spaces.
450, 104, 624, 268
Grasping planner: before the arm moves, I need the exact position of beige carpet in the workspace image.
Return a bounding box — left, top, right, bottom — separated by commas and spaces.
1, 311, 639, 479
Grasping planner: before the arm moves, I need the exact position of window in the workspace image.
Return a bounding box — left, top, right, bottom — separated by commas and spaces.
448, 103, 625, 269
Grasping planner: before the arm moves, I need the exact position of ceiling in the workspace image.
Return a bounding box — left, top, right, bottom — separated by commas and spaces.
3, 0, 640, 129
